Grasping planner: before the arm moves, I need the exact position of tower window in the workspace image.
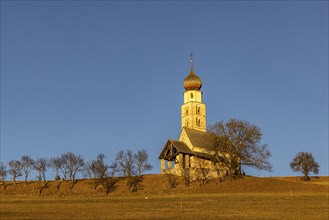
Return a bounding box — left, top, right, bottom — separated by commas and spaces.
196, 118, 201, 126
190, 93, 193, 99
196, 106, 200, 114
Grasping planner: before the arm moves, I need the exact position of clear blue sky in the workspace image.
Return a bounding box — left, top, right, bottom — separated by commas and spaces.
1, 1, 328, 179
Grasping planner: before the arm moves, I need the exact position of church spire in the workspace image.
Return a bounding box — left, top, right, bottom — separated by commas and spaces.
183, 53, 202, 91
181, 54, 206, 132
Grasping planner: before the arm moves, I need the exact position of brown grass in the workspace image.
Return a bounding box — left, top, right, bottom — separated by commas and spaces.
1, 175, 328, 219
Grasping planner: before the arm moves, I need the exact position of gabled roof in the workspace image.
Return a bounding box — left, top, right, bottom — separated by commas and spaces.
159, 138, 217, 161
183, 127, 211, 149
169, 140, 193, 154
158, 140, 193, 160
159, 127, 223, 162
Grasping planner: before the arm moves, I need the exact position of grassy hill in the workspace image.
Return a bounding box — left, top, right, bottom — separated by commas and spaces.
1, 175, 328, 219
1, 175, 328, 196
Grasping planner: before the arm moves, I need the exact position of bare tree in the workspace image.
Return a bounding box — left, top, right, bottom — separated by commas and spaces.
108, 161, 118, 178
65, 152, 84, 188
207, 118, 272, 179
83, 153, 108, 190
134, 149, 153, 176
116, 150, 135, 177
8, 160, 22, 185
49, 156, 62, 180
0, 162, 7, 185
59, 153, 70, 181
21, 155, 34, 185
121, 149, 153, 193
290, 152, 320, 181
33, 158, 48, 185
83, 162, 94, 183
102, 161, 120, 195
128, 176, 143, 193
166, 173, 178, 189
92, 153, 108, 181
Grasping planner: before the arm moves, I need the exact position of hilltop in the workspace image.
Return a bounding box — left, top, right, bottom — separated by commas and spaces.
1, 175, 328, 197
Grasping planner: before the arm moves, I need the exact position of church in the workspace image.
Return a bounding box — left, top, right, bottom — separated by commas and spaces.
158, 56, 228, 178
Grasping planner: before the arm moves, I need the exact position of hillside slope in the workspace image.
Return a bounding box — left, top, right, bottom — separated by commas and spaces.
1, 175, 328, 197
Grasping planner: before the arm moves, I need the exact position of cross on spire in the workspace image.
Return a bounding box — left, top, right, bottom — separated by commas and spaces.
190, 52, 194, 70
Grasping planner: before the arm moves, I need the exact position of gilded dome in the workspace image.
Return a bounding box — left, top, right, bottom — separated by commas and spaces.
183, 69, 202, 91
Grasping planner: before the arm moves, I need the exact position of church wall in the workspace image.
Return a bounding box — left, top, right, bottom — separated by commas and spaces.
183, 90, 202, 103
178, 130, 194, 150
160, 153, 228, 178
186, 156, 227, 178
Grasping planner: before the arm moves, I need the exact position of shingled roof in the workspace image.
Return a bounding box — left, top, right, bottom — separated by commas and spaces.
183, 127, 211, 149
158, 140, 194, 160
159, 127, 221, 161
168, 140, 193, 154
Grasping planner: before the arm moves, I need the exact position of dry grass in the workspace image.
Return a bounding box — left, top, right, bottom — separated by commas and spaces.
1, 175, 328, 219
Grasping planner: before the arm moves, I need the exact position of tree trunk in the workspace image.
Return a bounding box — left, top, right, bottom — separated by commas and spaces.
70, 176, 75, 190
42, 172, 47, 185
57, 181, 62, 190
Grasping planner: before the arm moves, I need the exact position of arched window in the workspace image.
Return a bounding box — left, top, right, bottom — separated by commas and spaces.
196, 118, 201, 126
196, 106, 200, 114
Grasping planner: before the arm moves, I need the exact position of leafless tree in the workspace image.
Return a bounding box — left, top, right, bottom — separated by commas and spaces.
83, 153, 109, 190
134, 149, 153, 176
128, 176, 143, 193
49, 156, 62, 180
21, 155, 34, 185
108, 161, 118, 178
207, 118, 272, 179
166, 173, 178, 189
65, 152, 84, 188
122, 149, 153, 193
92, 153, 108, 180
0, 162, 7, 185
8, 160, 22, 185
49, 156, 64, 189
103, 177, 119, 195
59, 153, 70, 181
116, 150, 135, 177
102, 161, 120, 195
290, 152, 319, 181
33, 158, 49, 194
33, 158, 48, 185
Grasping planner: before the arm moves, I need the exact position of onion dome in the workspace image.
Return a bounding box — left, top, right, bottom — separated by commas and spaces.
184, 53, 202, 91
183, 69, 202, 91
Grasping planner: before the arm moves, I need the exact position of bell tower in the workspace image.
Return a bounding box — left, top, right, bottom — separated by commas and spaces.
181, 54, 206, 132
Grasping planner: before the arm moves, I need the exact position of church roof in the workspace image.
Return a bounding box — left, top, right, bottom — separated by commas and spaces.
158, 139, 193, 160
183, 127, 210, 149
183, 53, 202, 91
168, 140, 194, 154
158, 138, 216, 161
183, 69, 202, 91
